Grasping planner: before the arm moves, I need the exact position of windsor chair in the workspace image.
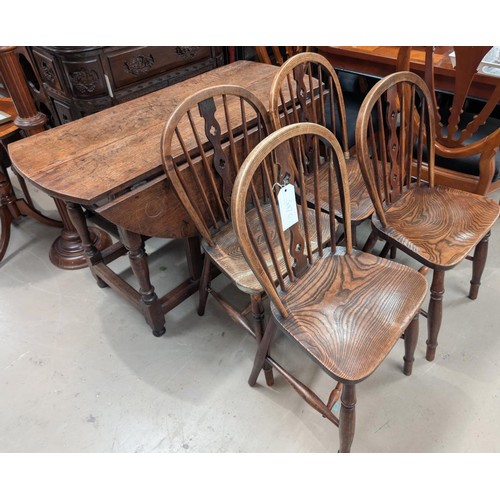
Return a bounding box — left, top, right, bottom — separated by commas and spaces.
355, 71, 500, 361
232, 122, 428, 452
161, 85, 330, 371
269, 52, 374, 246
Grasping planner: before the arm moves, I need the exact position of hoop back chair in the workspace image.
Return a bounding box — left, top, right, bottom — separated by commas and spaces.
423, 46, 500, 195
231, 122, 428, 452
355, 71, 500, 362
269, 52, 374, 247
161, 85, 330, 365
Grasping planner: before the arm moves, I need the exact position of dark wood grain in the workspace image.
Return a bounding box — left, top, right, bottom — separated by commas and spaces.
232, 122, 428, 451
268, 52, 374, 245
355, 71, 500, 361
9, 61, 279, 205
271, 247, 428, 383
255, 47, 308, 66
161, 84, 274, 341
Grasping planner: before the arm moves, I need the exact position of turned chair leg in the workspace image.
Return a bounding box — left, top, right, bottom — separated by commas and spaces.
250, 294, 265, 343
403, 314, 419, 376
248, 320, 276, 387
426, 269, 445, 362
469, 231, 490, 300
197, 254, 212, 316
338, 384, 356, 453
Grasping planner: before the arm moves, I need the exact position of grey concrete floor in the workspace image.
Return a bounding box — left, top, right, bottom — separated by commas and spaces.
1, 178, 499, 454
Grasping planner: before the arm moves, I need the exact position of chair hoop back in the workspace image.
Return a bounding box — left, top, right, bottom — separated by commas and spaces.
232, 122, 351, 318
161, 84, 272, 246
269, 52, 349, 155
355, 71, 436, 227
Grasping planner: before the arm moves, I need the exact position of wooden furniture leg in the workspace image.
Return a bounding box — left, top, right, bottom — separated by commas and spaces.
250, 294, 265, 343
117, 227, 166, 337
0, 165, 62, 262
338, 384, 356, 453
403, 315, 419, 376
426, 270, 445, 362
65, 202, 112, 287
184, 236, 203, 281
49, 198, 111, 270
468, 232, 490, 300
248, 320, 276, 387
362, 230, 378, 253
197, 254, 212, 316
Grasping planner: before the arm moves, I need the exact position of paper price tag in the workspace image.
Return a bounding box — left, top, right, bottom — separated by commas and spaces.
277, 184, 299, 231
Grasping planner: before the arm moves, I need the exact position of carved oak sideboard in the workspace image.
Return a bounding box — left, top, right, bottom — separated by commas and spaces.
27, 46, 225, 125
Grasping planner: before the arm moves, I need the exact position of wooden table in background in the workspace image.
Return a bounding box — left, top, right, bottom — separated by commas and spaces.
9, 61, 280, 336
317, 46, 497, 100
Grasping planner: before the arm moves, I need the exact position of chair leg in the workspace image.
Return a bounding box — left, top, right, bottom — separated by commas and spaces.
250, 293, 273, 384
362, 230, 378, 253
426, 269, 445, 362
197, 254, 212, 316
248, 320, 276, 387
379, 242, 391, 258
250, 294, 265, 343
403, 314, 419, 376
469, 231, 490, 300
338, 384, 356, 453
351, 224, 358, 248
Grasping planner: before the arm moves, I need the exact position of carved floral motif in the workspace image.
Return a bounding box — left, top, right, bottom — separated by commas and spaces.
40, 61, 55, 83
69, 68, 99, 94
176, 46, 200, 59
124, 54, 155, 75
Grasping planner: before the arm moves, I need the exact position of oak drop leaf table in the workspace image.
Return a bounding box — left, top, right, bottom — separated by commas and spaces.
9, 61, 280, 336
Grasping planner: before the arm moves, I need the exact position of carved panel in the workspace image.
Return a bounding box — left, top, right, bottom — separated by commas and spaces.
175, 46, 201, 59
124, 54, 155, 75
32, 49, 64, 93
69, 68, 100, 95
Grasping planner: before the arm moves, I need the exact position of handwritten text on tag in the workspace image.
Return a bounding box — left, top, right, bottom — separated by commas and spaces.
277, 185, 299, 231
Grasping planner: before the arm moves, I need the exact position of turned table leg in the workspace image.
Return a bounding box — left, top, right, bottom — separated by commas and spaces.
117, 227, 166, 337
49, 198, 111, 270
65, 202, 111, 286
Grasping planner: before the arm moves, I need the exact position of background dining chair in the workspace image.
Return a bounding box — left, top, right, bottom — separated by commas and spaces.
356, 71, 500, 362
161, 85, 331, 375
231, 122, 428, 452
255, 46, 308, 67
268, 52, 374, 247
421, 46, 500, 196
